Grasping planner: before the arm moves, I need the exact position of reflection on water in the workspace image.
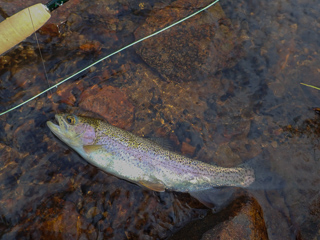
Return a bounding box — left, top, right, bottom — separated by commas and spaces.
0, 0, 319, 239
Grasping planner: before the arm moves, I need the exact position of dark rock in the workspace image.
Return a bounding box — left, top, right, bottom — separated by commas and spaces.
134, 0, 243, 82
170, 196, 268, 240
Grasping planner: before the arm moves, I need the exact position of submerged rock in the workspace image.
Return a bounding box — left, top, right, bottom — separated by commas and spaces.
35, 202, 97, 239
201, 198, 268, 240
79, 85, 135, 129
134, 0, 243, 82
170, 196, 268, 240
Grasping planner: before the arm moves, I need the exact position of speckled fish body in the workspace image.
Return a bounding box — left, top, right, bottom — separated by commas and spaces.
47, 114, 255, 193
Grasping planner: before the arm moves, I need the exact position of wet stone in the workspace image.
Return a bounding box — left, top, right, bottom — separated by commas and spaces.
214, 143, 242, 167
55, 80, 84, 106
39, 23, 60, 37
0, 143, 26, 167
200, 199, 268, 240
0, 144, 26, 191
170, 196, 268, 240
33, 202, 97, 239
11, 64, 39, 89
134, 0, 243, 82
123, 62, 218, 136
0, 0, 319, 239
79, 85, 135, 129
181, 141, 196, 157
229, 139, 262, 160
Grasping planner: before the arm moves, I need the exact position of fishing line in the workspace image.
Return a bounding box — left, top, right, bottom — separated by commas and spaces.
300, 83, 320, 91
0, 0, 220, 116
27, 7, 52, 95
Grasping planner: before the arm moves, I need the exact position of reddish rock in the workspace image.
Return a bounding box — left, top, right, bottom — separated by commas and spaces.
79, 41, 101, 52
39, 24, 60, 37
79, 85, 134, 129
55, 80, 84, 106
181, 141, 196, 156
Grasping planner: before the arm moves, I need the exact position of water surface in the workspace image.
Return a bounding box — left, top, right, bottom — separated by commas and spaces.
0, 0, 319, 239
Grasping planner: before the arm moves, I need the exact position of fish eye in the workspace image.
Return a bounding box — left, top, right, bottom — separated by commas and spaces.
66, 115, 76, 125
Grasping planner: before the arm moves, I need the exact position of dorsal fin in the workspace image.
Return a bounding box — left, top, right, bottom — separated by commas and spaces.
147, 137, 174, 151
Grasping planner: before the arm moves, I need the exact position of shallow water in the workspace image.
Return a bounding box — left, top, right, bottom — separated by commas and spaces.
0, 0, 319, 239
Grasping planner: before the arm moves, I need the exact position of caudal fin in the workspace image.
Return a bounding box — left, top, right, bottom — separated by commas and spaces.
241, 154, 285, 191
190, 154, 284, 211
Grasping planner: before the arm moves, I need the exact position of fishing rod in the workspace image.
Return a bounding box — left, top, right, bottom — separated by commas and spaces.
0, 0, 220, 116
0, 0, 69, 55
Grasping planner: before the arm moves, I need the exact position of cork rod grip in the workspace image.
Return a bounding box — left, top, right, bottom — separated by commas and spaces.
0, 3, 51, 55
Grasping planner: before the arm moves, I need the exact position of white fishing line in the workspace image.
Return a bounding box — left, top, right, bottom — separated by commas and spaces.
28, 7, 53, 95
0, 0, 220, 116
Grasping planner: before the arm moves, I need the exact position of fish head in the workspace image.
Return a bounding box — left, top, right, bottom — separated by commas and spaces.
47, 114, 97, 150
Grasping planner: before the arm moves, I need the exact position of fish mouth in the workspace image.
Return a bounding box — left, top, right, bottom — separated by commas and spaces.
47, 114, 68, 138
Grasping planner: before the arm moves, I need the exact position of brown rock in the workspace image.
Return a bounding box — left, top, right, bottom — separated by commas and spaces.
181, 141, 196, 156
12, 65, 38, 88
170, 196, 268, 240
214, 142, 242, 167
79, 41, 101, 52
309, 192, 320, 218
134, 0, 242, 82
123, 62, 222, 137
201, 197, 268, 240
79, 85, 134, 129
13, 119, 35, 148
229, 139, 262, 160
37, 202, 97, 239
0, 144, 25, 186
39, 23, 60, 37
55, 80, 84, 106
0, 143, 27, 165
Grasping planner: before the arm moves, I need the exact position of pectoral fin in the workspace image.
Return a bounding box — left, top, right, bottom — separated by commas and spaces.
139, 180, 166, 192
83, 145, 105, 154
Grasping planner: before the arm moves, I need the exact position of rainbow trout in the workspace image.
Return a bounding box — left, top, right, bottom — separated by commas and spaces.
47, 114, 255, 207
